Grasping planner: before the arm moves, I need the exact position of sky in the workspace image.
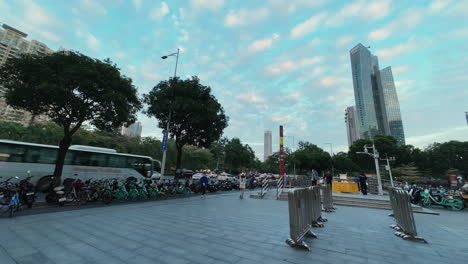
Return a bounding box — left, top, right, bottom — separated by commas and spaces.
1, 0, 468, 159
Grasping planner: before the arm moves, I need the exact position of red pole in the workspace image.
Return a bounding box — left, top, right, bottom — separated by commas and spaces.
279, 125, 285, 176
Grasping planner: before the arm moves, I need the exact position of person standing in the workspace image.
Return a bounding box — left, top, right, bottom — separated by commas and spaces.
200, 173, 209, 198
311, 169, 319, 186
325, 170, 333, 187
239, 174, 247, 199
358, 172, 368, 195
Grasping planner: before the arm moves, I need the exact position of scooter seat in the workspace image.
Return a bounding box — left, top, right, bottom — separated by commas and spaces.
56, 191, 65, 195
53, 186, 64, 192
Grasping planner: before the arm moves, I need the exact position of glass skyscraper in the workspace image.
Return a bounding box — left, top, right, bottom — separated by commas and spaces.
349, 43, 406, 144
380, 67, 406, 145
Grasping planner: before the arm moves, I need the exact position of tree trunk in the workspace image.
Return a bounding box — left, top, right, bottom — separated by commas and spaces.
174, 145, 183, 182
52, 133, 72, 187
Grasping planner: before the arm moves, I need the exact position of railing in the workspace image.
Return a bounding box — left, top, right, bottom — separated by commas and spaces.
285, 186, 326, 250
276, 175, 284, 200
321, 184, 335, 212
260, 177, 270, 199
388, 188, 426, 243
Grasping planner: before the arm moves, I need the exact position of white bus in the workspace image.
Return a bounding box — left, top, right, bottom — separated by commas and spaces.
0, 139, 159, 192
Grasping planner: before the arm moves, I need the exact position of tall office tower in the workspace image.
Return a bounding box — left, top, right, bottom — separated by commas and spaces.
345, 106, 360, 147
0, 24, 53, 125
264, 130, 272, 161
350, 43, 381, 140
380, 67, 406, 145
465, 112, 468, 127
121, 122, 143, 137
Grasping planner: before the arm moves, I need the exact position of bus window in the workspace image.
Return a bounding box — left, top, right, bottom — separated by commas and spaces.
0, 144, 25, 162
24, 147, 56, 164
74, 151, 91, 166
89, 153, 108, 167
126, 157, 151, 176
108, 155, 126, 168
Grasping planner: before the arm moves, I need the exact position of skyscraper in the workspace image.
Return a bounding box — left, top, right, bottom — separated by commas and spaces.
0, 24, 53, 125
121, 122, 143, 137
349, 43, 405, 144
345, 106, 360, 147
350, 43, 380, 140
264, 130, 272, 161
380, 67, 406, 144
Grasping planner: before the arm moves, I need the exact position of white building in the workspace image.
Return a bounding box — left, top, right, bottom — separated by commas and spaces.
121, 122, 142, 137
264, 130, 272, 161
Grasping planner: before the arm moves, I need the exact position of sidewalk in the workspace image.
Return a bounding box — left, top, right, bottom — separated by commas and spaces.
1, 191, 467, 264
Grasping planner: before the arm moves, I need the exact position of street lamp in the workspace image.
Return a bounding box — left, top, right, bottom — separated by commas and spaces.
284, 136, 296, 176
324, 143, 334, 176
380, 155, 395, 187
356, 143, 383, 195
160, 48, 180, 177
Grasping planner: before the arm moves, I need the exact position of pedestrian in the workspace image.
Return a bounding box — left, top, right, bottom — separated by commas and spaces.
200, 173, 209, 198
311, 169, 319, 186
239, 173, 247, 199
325, 170, 333, 187
359, 172, 368, 195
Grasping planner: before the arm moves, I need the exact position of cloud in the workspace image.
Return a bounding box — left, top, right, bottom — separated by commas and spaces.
86, 33, 100, 51
429, 0, 453, 13
224, 8, 269, 27
286, 93, 300, 99
445, 0, 468, 17
114, 51, 127, 59
326, 0, 392, 27
392, 65, 410, 75
318, 76, 348, 87
265, 56, 322, 75
394, 80, 415, 88
368, 8, 424, 41
179, 29, 189, 42
190, 0, 224, 10
290, 12, 326, 38
271, 116, 289, 122
236, 92, 265, 103
267, 0, 326, 15
406, 126, 468, 148
80, 0, 107, 15
247, 33, 280, 53
133, 0, 142, 9
336, 35, 353, 48
150, 2, 169, 20
376, 38, 428, 61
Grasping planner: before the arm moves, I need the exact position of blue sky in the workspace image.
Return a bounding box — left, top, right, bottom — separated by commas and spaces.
1, 0, 468, 159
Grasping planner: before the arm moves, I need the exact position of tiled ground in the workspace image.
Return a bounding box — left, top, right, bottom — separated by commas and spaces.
0, 191, 467, 264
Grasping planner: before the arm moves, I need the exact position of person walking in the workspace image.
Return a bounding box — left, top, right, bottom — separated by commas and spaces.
311, 169, 319, 186
358, 172, 368, 195
325, 170, 333, 188
239, 173, 247, 199
200, 173, 209, 198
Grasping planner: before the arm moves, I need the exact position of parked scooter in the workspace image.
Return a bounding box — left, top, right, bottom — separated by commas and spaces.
18, 175, 35, 208
45, 177, 66, 206
420, 188, 464, 211
408, 185, 423, 205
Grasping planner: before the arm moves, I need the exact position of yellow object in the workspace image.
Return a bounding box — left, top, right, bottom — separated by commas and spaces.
332, 182, 359, 193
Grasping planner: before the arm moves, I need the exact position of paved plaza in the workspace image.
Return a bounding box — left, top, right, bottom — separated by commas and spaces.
1, 191, 467, 264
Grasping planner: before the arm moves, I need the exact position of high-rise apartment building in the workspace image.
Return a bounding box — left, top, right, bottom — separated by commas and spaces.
121, 122, 142, 137
345, 106, 360, 147
349, 43, 405, 144
264, 130, 272, 161
380, 67, 405, 145
0, 24, 53, 126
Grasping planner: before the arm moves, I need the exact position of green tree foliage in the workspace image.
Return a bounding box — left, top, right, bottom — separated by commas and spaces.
293, 141, 331, 174
332, 152, 360, 174
425, 141, 468, 176
0, 51, 141, 182
144, 76, 228, 179
223, 138, 256, 174
182, 145, 214, 170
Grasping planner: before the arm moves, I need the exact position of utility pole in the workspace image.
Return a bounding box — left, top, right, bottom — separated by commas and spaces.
356, 143, 383, 195
381, 155, 395, 187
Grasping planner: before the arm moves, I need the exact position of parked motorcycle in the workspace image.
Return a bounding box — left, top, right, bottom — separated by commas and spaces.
19, 175, 35, 208
420, 188, 464, 211
45, 177, 66, 206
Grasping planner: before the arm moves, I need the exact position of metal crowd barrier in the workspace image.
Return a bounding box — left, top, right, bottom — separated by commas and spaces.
276, 175, 284, 200
286, 187, 326, 250
260, 177, 270, 199
388, 188, 427, 243
321, 184, 335, 212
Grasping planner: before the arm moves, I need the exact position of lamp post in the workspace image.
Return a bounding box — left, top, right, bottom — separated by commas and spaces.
159, 48, 180, 177
381, 155, 395, 187
356, 143, 383, 195
324, 143, 334, 177
284, 136, 296, 176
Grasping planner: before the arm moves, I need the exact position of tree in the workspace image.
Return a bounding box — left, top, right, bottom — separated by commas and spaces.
348, 139, 375, 171
0, 51, 142, 183
293, 141, 331, 174
224, 138, 256, 173
144, 76, 228, 180
332, 152, 360, 174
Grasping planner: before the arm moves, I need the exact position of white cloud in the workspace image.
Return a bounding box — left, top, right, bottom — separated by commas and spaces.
336, 35, 353, 48
392, 65, 410, 75
114, 51, 127, 59
290, 12, 326, 38
271, 116, 289, 122
394, 80, 415, 88
86, 33, 100, 51
247, 33, 280, 53
265, 56, 322, 75
429, 0, 453, 13
286, 93, 300, 99
179, 29, 189, 42
150, 2, 169, 20
80, 0, 107, 15
407, 126, 468, 148
133, 0, 142, 9
236, 92, 265, 103
326, 0, 392, 27
376, 38, 428, 61
311, 67, 324, 76
445, 0, 468, 17
224, 8, 269, 27
319, 76, 348, 87
190, 0, 224, 10
267, 0, 326, 15
368, 8, 424, 41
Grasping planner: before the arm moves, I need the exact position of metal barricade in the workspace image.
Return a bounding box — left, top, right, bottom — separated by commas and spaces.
321, 184, 335, 212
388, 188, 426, 243
308, 186, 327, 226
260, 177, 270, 199
286, 188, 314, 250
276, 175, 284, 200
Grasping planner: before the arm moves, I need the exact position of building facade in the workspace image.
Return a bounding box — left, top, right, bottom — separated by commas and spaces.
349, 43, 405, 144
380, 67, 406, 145
0, 24, 53, 126
345, 106, 360, 147
121, 122, 142, 137
264, 130, 272, 161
